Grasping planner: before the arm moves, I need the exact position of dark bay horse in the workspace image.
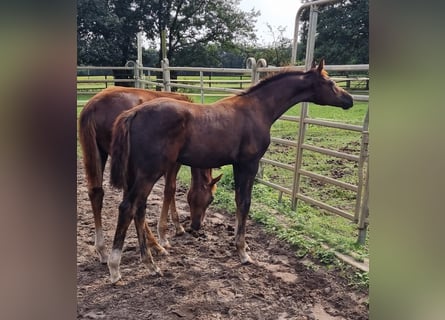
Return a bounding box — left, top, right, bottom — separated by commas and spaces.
78, 86, 221, 263
108, 60, 354, 283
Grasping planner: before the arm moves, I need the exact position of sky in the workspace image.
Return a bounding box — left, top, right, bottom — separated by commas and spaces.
239, 0, 302, 45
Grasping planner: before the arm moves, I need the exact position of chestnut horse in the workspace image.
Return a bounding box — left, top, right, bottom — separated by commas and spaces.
108, 60, 354, 283
78, 87, 221, 263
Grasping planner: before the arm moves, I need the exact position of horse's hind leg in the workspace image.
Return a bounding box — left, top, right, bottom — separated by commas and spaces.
87, 149, 108, 263
108, 178, 162, 283
157, 162, 184, 248
134, 202, 163, 277
107, 196, 134, 283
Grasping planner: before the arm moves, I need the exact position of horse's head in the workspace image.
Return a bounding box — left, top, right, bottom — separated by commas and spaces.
308, 59, 354, 110
187, 171, 223, 231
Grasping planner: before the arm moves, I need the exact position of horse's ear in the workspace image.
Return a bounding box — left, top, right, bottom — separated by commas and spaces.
209, 173, 223, 194
311, 59, 317, 69
210, 174, 223, 187
317, 58, 325, 72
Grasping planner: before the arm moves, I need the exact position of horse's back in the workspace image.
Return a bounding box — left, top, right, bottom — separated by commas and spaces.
129, 98, 192, 132
82, 87, 192, 118
81, 88, 192, 152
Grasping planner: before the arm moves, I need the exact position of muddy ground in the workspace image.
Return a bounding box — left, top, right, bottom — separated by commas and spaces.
77, 160, 368, 319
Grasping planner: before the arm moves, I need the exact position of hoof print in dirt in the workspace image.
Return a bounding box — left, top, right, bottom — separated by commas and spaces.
185, 225, 207, 239
190, 229, 207, 239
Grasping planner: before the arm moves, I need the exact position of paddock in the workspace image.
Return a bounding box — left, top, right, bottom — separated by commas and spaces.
77, 159, 368, 319
77, 60, 369, 249
77, 0, 369, 317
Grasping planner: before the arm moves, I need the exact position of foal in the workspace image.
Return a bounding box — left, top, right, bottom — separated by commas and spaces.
108, 60, 353, 283
78, 87, 221, 263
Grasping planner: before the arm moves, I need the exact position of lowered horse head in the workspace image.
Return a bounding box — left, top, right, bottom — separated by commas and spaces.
187, 168, 223, 231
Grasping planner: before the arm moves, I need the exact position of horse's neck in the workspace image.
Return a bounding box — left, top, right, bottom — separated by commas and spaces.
191, 167, 210, 185
246, 74, 313, 125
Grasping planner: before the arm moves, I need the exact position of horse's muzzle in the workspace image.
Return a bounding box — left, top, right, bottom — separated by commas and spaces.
342, 95, 354, 109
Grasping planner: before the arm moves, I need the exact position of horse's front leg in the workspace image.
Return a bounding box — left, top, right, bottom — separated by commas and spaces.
168, 163, 186, 236
157, 163, 184, 248
168, 197, 185, 235
144, 221, 168, 256
233, 162, 259, 264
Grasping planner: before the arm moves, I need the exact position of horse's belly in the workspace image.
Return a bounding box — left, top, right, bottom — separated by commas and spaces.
178, 147, 235, 168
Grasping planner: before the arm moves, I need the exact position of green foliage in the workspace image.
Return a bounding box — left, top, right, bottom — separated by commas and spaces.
314, 248, 336, 265
77, 0, 145, 66
351, 270, 369, 288
77, 0, 259, 67
216, 166, 235, 190
298, 0, 369, 64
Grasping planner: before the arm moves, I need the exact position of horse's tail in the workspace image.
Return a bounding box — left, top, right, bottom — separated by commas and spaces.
78, 105, 102, 188
109, 111, 134, 189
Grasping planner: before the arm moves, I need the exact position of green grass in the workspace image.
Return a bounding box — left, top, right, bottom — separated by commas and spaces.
76, 81, 369, 287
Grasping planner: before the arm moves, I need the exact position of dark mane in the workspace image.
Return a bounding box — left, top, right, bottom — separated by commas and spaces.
239, 70, 306, 96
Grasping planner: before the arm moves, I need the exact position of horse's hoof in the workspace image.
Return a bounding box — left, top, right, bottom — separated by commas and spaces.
189, 229, 200, 238
149, 265, 163, 277
175, 226, 185, 236
158, 248, 169, 256
109, 272, 122, 284
96, 250, 109, 264
111, 278, 125, 286
239, 251, 254, 265
158, 239, 171, 250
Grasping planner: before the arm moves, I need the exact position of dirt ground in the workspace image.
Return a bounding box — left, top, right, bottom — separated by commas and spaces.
77, 160, 368, 320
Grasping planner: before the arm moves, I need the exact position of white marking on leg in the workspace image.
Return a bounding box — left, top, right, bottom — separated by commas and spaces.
95, 227, 108, 263
158, 237, 171, 249
107, 249, 122, 283
235, 229, 253, 264
141, 251, 163, 277
175, 223, 185, 236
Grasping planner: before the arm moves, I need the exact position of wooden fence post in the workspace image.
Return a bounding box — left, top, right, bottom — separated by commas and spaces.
162, 58, 171, 92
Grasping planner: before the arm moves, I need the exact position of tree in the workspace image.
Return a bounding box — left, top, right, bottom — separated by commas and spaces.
78, 0, 149, 85
297, 0, 368, 65
77, 0, 145, 66
262, 24, 292, 66
77, 0, 259, 67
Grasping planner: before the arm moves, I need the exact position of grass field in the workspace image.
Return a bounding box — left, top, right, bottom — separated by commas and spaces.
76, 79, 369, 285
